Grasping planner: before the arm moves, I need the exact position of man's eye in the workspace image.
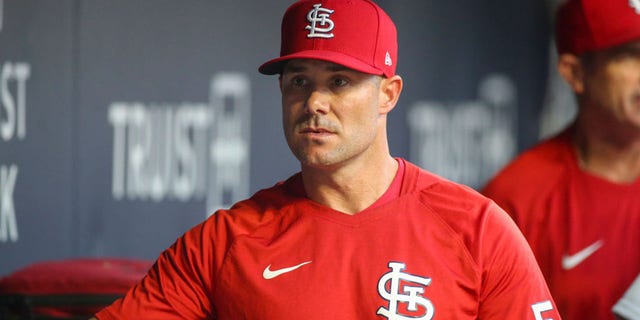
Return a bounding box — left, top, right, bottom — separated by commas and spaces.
291, 77, 306, 87
333, 78, 348, 87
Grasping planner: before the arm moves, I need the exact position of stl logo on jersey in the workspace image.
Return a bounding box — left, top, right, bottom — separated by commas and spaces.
377, 262, 434, 320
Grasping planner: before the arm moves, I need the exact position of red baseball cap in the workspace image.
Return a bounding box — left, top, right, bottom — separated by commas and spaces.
555, 0, 640, 55
259, 0, 398, 78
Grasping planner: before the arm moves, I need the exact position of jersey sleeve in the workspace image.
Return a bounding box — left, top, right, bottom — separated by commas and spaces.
477, 202, 561, 319
95, 218, 219, 320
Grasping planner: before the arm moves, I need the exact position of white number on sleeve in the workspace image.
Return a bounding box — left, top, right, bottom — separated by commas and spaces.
531, 300, 554, 320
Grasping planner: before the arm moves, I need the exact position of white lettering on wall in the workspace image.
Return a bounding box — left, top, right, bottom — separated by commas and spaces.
0, 12, 32, 244
109, 103, 211, 201
1, 62, 30, 141
407, 74, 516, 189
0, 164, 18, 242
206, 72, 250, 216
109, 73, 251, 216
1, 60, 31, 242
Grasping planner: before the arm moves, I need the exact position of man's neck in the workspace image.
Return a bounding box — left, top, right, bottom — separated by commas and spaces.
301, 155, 399, 215
572, 121, 640, 184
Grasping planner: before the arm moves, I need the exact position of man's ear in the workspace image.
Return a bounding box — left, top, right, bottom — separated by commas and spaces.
557, 53, 586, 94
379, 75, 403, 114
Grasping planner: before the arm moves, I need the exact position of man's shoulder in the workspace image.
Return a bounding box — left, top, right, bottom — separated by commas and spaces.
483, 132, 571, 195
479, 130, 575, 222
400, 160, 524, 265
402, 159, 486, 201
208, 173, 305, 232
401, 159, 494, 223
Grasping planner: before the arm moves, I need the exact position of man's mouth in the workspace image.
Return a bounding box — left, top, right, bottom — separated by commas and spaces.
300, 127, 331, 134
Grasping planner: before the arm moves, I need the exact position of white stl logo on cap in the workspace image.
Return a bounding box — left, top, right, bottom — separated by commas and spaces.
306, 4, 335, 38
631, 0, 640, 14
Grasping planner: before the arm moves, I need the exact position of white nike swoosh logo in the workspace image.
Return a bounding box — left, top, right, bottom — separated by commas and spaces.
262, 261, 312, 280
562, 240, 604, 270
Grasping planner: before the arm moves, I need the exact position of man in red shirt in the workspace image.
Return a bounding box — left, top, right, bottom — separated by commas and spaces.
93, 0, 561, 319
482, 0, 640, 319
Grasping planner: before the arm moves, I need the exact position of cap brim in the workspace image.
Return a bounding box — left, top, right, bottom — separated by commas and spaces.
258, 50, 384, 76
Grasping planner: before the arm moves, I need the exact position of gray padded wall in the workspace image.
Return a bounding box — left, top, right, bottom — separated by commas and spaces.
1, 0, 551, 275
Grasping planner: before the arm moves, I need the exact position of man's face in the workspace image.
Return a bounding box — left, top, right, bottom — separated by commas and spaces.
279, 59, 384, 169
581, 40, 640, 131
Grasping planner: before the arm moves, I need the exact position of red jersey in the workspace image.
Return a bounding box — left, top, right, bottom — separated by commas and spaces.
482, 128, 640, 320
96, 159, 560, 319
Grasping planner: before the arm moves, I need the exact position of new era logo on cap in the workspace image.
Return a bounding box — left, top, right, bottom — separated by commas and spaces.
556, 0, 640, 55
259, 0, 398, 78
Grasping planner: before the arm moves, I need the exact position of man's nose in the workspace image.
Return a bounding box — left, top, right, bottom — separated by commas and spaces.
305, 88, 331, 115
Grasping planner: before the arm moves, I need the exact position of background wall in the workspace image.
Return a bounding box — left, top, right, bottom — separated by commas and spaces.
1, 0, 571, 275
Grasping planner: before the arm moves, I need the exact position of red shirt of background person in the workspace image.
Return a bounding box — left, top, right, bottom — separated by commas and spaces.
482, 0, 640, 319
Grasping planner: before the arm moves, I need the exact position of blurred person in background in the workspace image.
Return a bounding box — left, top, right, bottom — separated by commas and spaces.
482, 0, 640, 319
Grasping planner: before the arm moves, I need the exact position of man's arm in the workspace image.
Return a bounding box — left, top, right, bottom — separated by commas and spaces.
477, 202, 561, 319
93, 219, 218, 319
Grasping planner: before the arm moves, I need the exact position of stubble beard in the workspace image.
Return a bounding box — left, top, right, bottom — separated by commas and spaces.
287, 115, 346, 167
293, 143, 348, 168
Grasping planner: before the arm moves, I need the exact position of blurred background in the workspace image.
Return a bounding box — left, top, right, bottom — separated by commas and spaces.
0, 0, 575, 275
